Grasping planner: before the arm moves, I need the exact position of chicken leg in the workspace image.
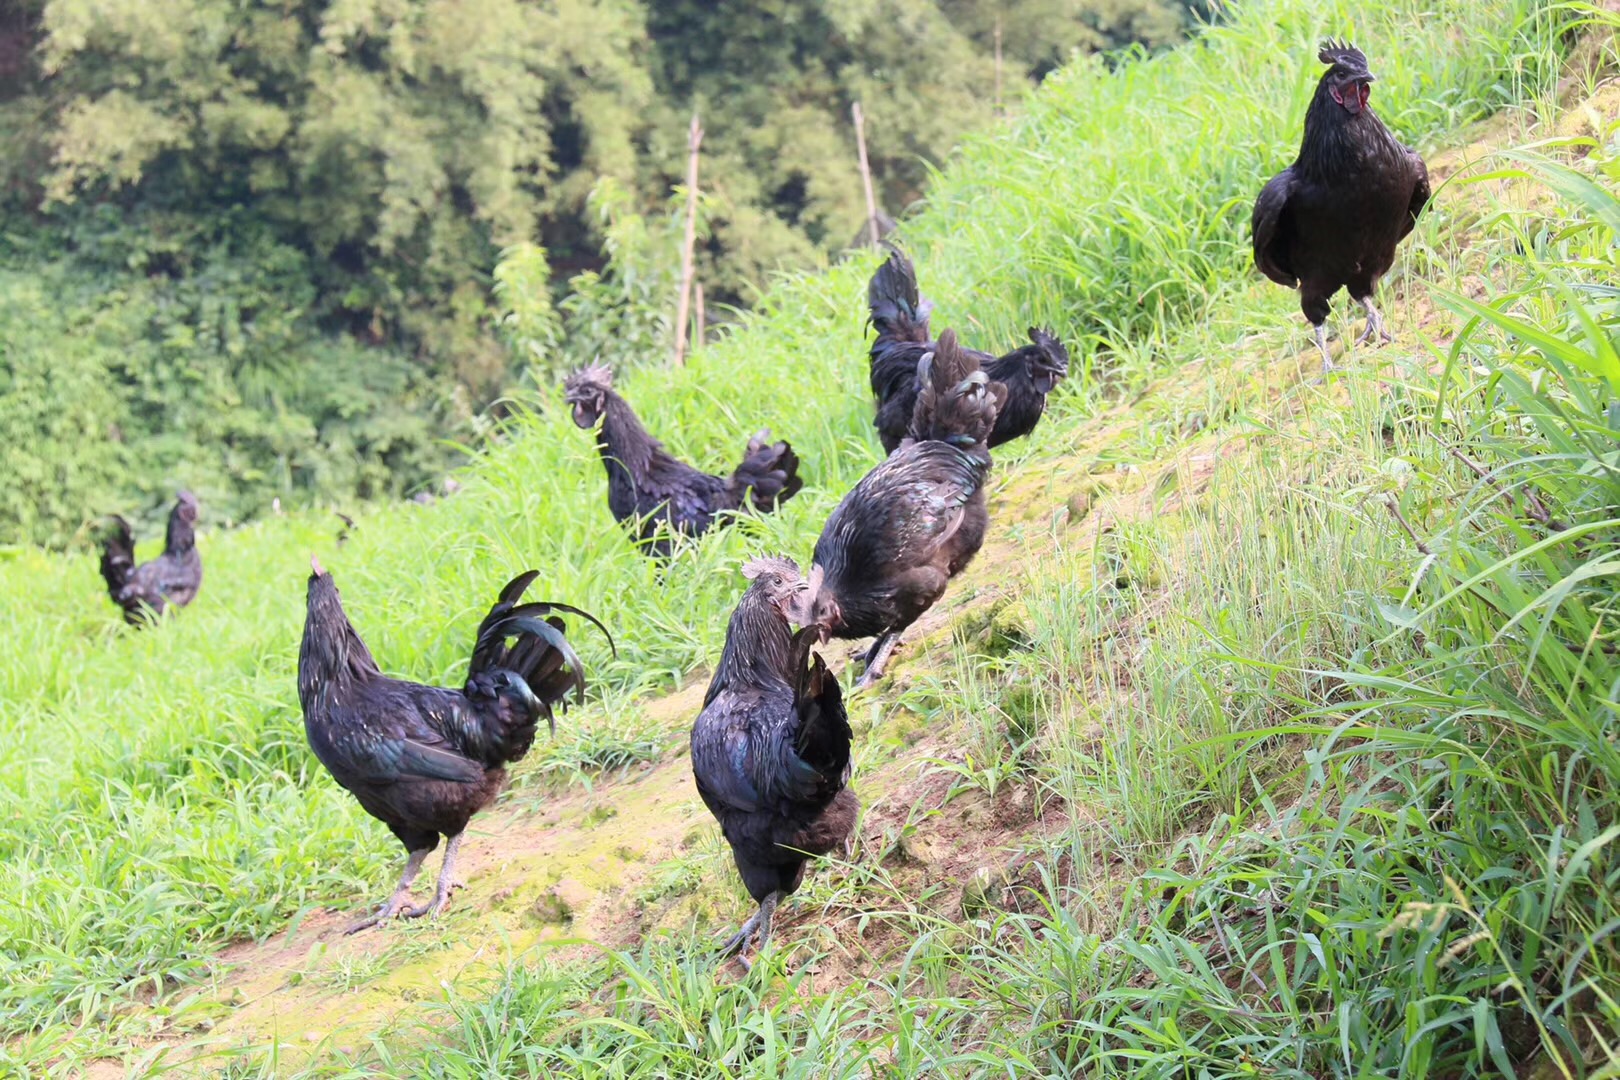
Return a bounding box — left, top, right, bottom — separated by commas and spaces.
1356, 296, 1393, 346
1312, 323, 1334, 375
718, 890, 782, 972
402, 831, 465, 921
345, 847, 431, 934
854, 632, 901, 690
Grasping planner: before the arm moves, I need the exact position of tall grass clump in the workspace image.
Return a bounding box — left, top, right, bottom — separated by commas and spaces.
983, 120, 1620, 1075
0, 0, 1575, 1064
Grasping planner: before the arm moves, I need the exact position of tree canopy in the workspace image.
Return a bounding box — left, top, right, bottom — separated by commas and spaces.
0, 0, 1210, 546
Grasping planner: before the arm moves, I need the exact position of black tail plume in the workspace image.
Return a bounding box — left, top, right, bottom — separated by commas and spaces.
908, 329, 1007, 447
867, 248, 932, 346
466, 571, 614, 729
730, 431, 804, 511
98, 516, 135, 598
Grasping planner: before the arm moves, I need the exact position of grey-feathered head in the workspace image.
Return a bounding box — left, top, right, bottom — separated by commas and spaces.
1317, 39, 1375, 115
564, 365, 614, 429
742, 556, 817, 625
174, 490, 199, 523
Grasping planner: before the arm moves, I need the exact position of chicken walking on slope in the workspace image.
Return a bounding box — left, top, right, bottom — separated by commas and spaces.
867, 249, 1066, 455
1252, 41, 1431, 374
299, 561, 612, 932
811, 329, 1005, 688
691, 558, 857, 970
565, 366, 804, 558
98, 491, 203, 625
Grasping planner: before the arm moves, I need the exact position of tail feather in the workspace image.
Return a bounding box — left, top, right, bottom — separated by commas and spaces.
98, 516, 136, 598
730, 431, 804, 511
907, 329, 1007, 447
465, 573, 614, 734
791, 626, 851, 792
867, 248, 932, 346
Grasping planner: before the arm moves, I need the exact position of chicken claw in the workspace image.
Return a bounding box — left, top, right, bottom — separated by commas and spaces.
1356, 297, 1393, 346
344, 847, 431, 934
400, 833, 465, 922
718, 891, 781, 972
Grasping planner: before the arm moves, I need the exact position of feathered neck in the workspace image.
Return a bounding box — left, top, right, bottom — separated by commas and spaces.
1297, 87, 1399, 180
165, 506, 196, 554
705, 585, 795, 703
299, 574, 382, 705
595, 391, 659, 477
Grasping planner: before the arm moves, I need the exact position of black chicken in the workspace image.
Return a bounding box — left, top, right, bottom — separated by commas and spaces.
98, 491, 202, 625
299, 560, 612, 932
810, 329, 1005, 688
691, 557, 857, 969
1252, 41, 1431, 373
564, 366, 805, 557
867, 249, 1067, 455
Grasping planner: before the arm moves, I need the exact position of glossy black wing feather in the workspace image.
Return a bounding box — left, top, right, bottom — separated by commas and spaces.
791, 628, 851, 794
1252, 167, 1298, 287
1401, 150, 1431, 242
815, 441, 985, 574
309, 696, 486, 787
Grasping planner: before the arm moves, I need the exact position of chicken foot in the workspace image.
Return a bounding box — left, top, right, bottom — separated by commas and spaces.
401, 831, 466, 922
718, 890, 782, 972
854, 632, 902, 690
345, 847, 431, 934
1355, 297, 1393, 346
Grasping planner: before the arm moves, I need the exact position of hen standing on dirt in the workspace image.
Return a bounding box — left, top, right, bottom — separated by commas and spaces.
867, 249, 1067, 454
98, 491, 203, 625
299, 561, 611, 932
810, 329, 1005, 688
691, 558, 857, 970
1252, 41, 1431, 374
565, 366, 804, 557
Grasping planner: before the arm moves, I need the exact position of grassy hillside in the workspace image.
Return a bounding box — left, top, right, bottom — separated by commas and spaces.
3, 0, 1615, 1074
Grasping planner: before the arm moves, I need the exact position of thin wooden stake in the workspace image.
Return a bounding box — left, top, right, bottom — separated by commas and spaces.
852, 101, 880, 249
994, 13, 1004, 117
673, 113, 703, 367
693, 281, 706, 351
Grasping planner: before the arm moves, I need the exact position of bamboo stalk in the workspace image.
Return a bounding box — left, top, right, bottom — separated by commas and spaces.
852, 101, 880, 249
693, 281, 705, 351
673, 113, 703, 367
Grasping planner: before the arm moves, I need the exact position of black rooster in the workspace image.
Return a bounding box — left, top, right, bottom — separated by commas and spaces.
810, 329, 1005, 688
691, 558, 857, 969
867, 249, 1066, 454
299, 560, 612, 932
564, 366, 804, 557
98, 491, 202, 625
1252, 41, 1431, 373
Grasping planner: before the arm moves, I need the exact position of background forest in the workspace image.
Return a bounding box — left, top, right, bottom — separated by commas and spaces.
0, 0, 1211, 547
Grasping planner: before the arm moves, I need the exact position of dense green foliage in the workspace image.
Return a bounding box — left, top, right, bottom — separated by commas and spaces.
2, 0, 1612, 1074
0, 0, 1211, 547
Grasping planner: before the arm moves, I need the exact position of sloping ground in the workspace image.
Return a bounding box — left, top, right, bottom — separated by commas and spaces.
0, 4, 1603, 1073
0, 5, 1556, 1072
96, 351, 1287, 1072
83, 87, 1577, 1064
